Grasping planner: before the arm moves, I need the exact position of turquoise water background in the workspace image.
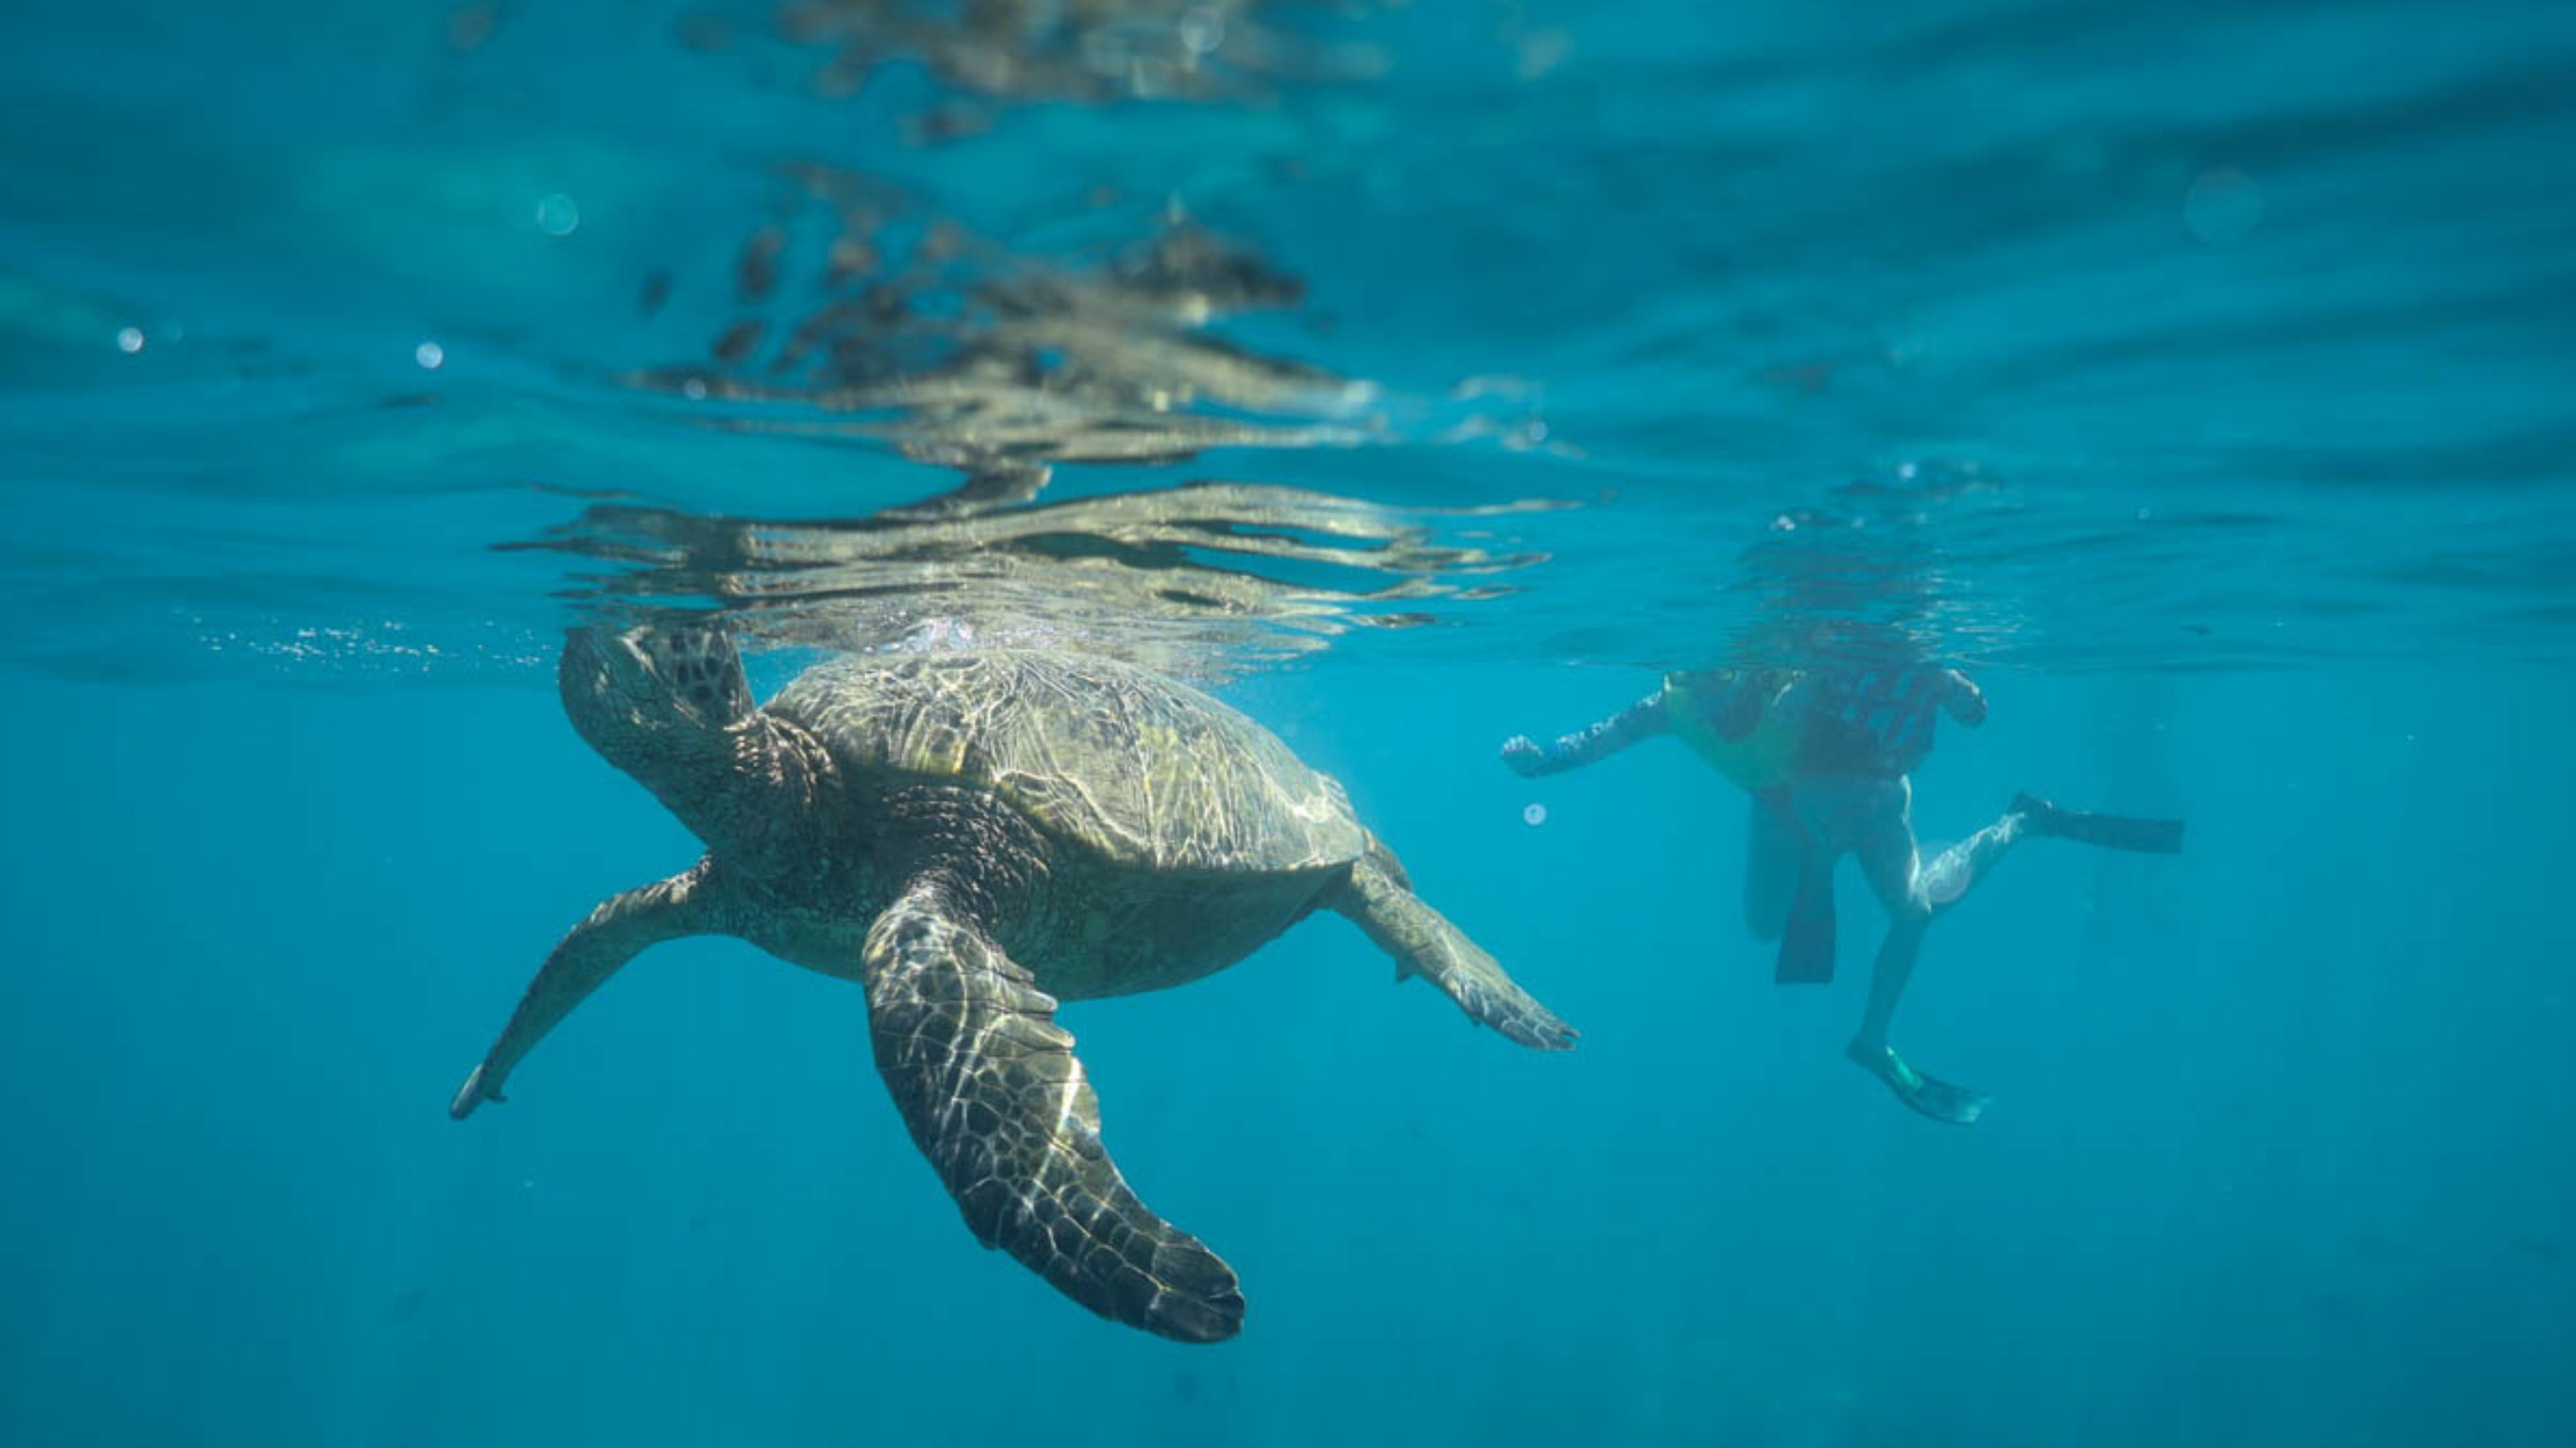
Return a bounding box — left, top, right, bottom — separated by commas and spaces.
5, 2, 2573, 1445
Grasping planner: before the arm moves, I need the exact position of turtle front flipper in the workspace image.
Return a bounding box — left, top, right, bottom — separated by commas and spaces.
449, 864, 728, 1120
861, 884, 1245, 1344
1330, 842, 1578, 1051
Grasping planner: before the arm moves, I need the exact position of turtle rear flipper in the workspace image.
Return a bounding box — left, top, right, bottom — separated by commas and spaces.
1331, 843, 1577, 1051
862, 885, 1245, 1344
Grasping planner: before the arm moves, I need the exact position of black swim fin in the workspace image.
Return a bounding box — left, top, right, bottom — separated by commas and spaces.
1848, 1043, 1990, 1126
2013, 792, 2184, 854
1775, 863, 1836, 985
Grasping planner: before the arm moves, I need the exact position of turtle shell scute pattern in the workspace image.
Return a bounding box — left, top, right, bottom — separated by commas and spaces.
766, 650, 1365, 874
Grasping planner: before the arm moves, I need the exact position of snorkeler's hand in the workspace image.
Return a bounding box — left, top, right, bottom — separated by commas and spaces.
1500, 735, 1548, 776
1943, 671, 1988, 726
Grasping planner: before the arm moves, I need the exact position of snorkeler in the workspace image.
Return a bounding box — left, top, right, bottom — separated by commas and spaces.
1501, 661, 2182, 1124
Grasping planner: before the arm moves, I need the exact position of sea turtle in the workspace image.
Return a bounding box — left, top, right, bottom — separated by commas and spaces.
450, 624, 1573, 1342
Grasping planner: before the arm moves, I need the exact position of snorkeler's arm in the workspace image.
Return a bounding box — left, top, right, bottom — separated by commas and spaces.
1501, 690, 1672, 777
1938, 668, 1988, 726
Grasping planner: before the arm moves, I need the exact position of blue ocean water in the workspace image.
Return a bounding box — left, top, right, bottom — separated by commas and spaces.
5, 1, 2573, 1444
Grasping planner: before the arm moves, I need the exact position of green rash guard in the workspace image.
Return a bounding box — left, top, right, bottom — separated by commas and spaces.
1664, 670, 1801, 793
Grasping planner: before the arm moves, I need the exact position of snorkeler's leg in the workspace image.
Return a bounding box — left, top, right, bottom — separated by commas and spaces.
1845, 782, 1927, 1055
1911, 807, 2032, 918
1845, 927, 1989, 1125
1743, 787, 1804, 942
1899, 782, 2173, 921
1748, 785, 1837, 982
1775, 851, 1839, 986
1837, 777, 1990, 1125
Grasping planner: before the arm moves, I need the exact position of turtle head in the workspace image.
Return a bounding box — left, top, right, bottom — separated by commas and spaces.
560, 624, 760, 802
560, 624, 837, 869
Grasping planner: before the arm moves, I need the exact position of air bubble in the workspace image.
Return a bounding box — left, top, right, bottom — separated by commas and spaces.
536, 192, 580, 237
414, 341, 445, 370
115, 326, 144, 354
1522, 803, 1548, 827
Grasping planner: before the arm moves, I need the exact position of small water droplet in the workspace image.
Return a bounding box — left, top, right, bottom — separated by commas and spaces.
536, 192, 580, 237
414, 340, 445, 370
1522, 803, 1547, 827
115, 326, 144, 354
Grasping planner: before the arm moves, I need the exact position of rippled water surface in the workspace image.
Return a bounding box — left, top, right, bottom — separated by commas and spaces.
10, 0, 2572, 679
5, 3, 2573, 1446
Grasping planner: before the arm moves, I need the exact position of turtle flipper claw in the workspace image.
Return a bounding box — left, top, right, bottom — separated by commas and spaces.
448, 1064, 508, 1120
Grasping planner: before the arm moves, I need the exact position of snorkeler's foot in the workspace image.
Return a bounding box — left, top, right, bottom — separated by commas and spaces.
1845, 1040, 1989, 1126
2010, 792, 2184, 854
